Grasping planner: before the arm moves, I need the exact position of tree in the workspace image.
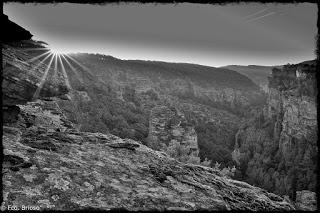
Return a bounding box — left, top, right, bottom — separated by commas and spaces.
232, 149, 241, 165
213, 162, 236, 178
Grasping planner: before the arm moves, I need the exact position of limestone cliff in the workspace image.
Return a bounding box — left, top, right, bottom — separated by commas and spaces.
2, 40, 295, 210
233, 61, 317, 209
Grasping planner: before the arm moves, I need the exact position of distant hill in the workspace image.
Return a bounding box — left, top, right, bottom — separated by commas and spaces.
71, 53, 260, 91
221, 65, 282, 91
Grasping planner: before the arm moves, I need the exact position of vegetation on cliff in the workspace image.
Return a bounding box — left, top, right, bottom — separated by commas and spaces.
233, 61, 317, 204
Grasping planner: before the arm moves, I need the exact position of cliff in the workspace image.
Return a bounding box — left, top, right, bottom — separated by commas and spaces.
233, 61, 317, 210
2, 39, 295, 210
147, 105, 200, 163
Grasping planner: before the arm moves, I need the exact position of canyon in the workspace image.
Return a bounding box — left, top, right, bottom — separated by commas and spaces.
2, 41, 297, 211
2, 18, 317, 210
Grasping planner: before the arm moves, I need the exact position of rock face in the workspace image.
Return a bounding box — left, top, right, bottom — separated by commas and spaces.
147, 105, 199, 158
268, 87, 317, 165
2, 99, 294, 211
234, 61, 317, 204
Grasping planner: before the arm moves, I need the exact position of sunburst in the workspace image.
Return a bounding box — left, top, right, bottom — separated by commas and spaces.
28, 44, 97, 101
32, 52, 55, 100
60, 54, 84, 84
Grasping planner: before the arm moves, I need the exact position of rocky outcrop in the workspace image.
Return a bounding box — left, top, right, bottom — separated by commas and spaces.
147, 105, 199, 157
269, 87, 317, 162
2, 98, 295, 211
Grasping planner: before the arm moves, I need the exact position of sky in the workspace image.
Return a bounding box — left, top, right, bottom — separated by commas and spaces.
3, 2, 317, 67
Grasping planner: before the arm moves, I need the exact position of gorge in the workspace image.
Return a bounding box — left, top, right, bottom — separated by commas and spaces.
1, 17, 317, 211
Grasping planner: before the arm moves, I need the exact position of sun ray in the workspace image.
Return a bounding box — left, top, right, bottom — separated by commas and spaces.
27, 50, 51, 62
53, 53, 58, 78
32, 53, 55, 101
60, 54, 84, 84
64, 54, 94, 75
28, 52, 53, 75
65, 54, 110, 86
58, 55, 72, 89
65, 54, 112, 86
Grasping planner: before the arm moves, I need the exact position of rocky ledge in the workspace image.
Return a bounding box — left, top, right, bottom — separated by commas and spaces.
1, 98, 295, 211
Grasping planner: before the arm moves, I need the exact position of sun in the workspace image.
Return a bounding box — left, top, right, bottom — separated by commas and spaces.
49, 46, 71, 56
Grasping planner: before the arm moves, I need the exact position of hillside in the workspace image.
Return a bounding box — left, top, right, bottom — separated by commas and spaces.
222, 65, 282, 91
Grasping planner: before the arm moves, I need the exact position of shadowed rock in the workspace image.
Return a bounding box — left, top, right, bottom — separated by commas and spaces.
2, 14, 33, 41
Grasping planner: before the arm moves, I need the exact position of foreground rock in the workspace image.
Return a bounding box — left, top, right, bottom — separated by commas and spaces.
1, 100, 295, 211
